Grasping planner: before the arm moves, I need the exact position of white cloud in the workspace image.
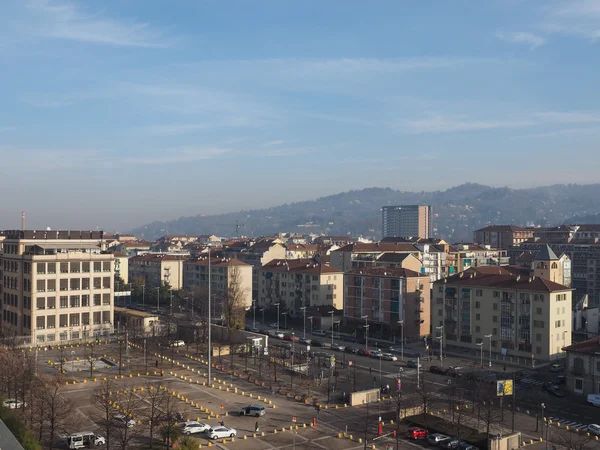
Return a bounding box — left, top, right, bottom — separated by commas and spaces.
121, 147, 231, 165
496, 31, 546, 49
263, 140, 285, 147
542, 0, 600, 40
26, 0, 170, 48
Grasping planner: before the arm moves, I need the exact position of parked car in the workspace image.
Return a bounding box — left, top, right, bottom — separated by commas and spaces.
370, 350, 383, 358
240, 405, 266, 417
382, 353, 398, 361
358, 348, 372, 356
543, 383, 565, 397
550, 364, 563, 372
427, 433, 450, 445
588, 424, 600, 436
268, 330, 284, 339
208, 426, 237, 439
588, 394, 600, 406
313, 330, 327, 336
2, 399, 25, 409
430, 365, 448, 375
406, 427, 428, 439
441, 438, 461, 448
331, 344, 346, 351
168, 340, 185, 347
552, 375, 566, 385
113, 414, 136, 428
299, 338, 312, 345
447, 367, 463, 378
407, 360, 421, 369
458, 442, 478, 450
345, 346, 358, 354
183, 423, 210, 435
268, 322, 278, 328
311, 340, 324, 347
283, 334, 298, 342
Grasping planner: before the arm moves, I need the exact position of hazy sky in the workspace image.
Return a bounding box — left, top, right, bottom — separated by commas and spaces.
2, 0, 600, 231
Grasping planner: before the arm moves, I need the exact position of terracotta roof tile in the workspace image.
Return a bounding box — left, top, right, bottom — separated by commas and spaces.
347, 267, 424, 278
439, 267, 571, 292
563, 336, 600, 354
262, 258, 341, 274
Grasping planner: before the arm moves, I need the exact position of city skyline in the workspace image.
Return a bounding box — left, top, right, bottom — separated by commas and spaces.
2, 1, 600, 230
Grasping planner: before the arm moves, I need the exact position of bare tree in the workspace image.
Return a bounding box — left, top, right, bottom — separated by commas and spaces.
447, 386, 469, 441
224, 266, 249, 332
415, 374, 437, 430
84, 343, 96, 379
143, 383, 168, 449
41, 375, 74, 450
113, 389, 143, 450
158, 389, 181, 449
553, 425, 600, 450
93, 380, 116, 450
473, 381, 502, 437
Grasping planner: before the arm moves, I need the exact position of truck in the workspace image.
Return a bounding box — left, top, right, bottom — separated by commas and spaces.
65, 432, 106, 448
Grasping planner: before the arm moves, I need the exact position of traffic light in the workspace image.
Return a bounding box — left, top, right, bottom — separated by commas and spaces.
393, 430, 397, 438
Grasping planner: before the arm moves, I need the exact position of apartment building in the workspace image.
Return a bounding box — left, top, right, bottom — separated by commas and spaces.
113, 252, 129, 284
563, 336, 600, 396
0, 230, 114, 345
182, 256, 252, 310
344, 267, 430, 339
382, 205, 432, 239
330, 242, 421, 272
448, 244, 510, 273
258, 258, 343, 316
474, 225, 534, 250
284, 244, 321, 259
432, 266, 572, 362
128, 254, 186, 289
114, 240, 152, 256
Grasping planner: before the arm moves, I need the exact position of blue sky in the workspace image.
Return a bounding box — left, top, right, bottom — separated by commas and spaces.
2, 0, 600, 231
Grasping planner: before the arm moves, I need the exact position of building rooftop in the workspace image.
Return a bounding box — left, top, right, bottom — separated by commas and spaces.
262, 258, 341, 274
476, 225, 527, 233
336, 242, 419, 253
438, 267, 571, 292
115, 307, 159, 318
563, 336, 600, 355
130, 253, 186, 262
185, 256, 249, 267
535, 244, 559, 261
3, 230, 104, 240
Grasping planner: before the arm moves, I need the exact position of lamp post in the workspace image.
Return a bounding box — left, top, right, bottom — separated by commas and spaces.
307, 316, 314, 334
476, 342, 483, 368
436, 325, 444, 367
361, 315, 369, 351
398, 320, 404, 361
260, 308, 265, 325
485, 334, 492, 368
208, 248, 212, 385
300, 307, 307, 339
540, 402, 545, 438
328, 311, 335, 346
332, 320, 340, 348
252, 301, 256, 329
142, 284, 145, 309
275, 303, 280, 332
282, 312, 288, 330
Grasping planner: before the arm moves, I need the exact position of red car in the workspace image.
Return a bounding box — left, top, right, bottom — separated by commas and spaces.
283, 334, 298, 342
406, 427, 428, 439
358, 348, 371, 356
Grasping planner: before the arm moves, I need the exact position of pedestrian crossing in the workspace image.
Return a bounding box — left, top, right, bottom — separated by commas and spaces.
546, 416, 589, 431
516, 377, 544, 388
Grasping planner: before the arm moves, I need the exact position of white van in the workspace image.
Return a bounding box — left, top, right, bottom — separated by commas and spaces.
66, 432, 105, 448
587, 394, 600, 407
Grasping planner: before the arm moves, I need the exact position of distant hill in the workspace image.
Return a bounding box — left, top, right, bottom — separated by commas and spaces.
129, 183, 600, 241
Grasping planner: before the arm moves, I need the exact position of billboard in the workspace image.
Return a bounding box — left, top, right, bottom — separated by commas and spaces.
496, 379, 513, 396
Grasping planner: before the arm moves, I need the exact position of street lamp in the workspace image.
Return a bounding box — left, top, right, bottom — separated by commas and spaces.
361, 315, 369, 351
397, 320, 404, 361
307, 316, 314, 334
252, 301, 256, 329
485, 334, 492, 368
282, 312, 288, 330
436, 326, 444, 367
300, 307, 307, 339
328, 311, 335, 346
260, 307, 265, 325
541, 402, 545, 437
476, 342, 483, 368
275, 303, 280, 332
156, 287, 160, 313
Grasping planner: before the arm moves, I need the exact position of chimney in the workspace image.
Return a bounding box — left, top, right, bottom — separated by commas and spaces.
21, 211, 25, 231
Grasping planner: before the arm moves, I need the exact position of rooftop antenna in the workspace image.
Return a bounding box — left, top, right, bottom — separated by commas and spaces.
21, 211, 25, 231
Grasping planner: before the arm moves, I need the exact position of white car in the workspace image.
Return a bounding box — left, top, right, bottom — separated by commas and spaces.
3, 399, 25, 409
208, 426, 237, 439
370, 350, 383, 358
183, 423, 210, 435
113, 415, 136, 428
588, 424, 600, 436
382, 353, 398, 361
169, 340, 185, 347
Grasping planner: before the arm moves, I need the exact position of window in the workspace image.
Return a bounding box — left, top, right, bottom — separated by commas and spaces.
493, 316, 498, 323
60, 279, 68, 291
102, 311, 110, 323
47, 279, 56, 292
47, 316, 55, 329
438, 310, 442, 316
536, 308, 542, 314
102, 294, 110, 305
70, 262, 80, 273
536, 333, 542, 342
60, 263, 69, 274
475, 314, 480, 320
596, 361, 600, 372
103, 261, 111, 272
82, 313, 90, 325
438, 286, 443, 293
103, 277, 111, 289
47, 297, 56, 309
37, 263, 46, 274
36, 316, 45, 329
47, 263, 56, 274
37, 297, 45, 310
60, 296, 68, 308
82, 262, 90, 273
37, 280, 45, 292
493, 303, 498, 311
573, 357, 584, 373
93, 294, 101, 306
93, 312, 101, 324
82, 295, 89, 307
82, 278, 90, 289
536, 346, 542, 354
70, 279, 80, 290
575, 378, 583, 393
493, 291, 500, 298
94, 262, 101, 273
475, 301, 480, 309
94, 278, 101, 289
555, 320, 561, 328
70, 295, 80, 308
475, 325, 480, 332
69, 313, 80, 326
493, 328, 497, 335
59, 314, 68, 327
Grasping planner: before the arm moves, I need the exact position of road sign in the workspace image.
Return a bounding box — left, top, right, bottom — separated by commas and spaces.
348, 360, 353, 366
292, 417, 296, 423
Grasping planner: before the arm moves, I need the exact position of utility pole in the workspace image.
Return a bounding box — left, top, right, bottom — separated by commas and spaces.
142, 284, 145, 309
301, 307, 307, 339
361, 315, 369, 351
156, 287, 160, 313
208, 249, 212, 384
436, 326, 444, 367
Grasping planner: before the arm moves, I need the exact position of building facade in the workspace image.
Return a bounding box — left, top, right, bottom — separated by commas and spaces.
382, 205, 432, 239
258, 258, 343, 316
563, 336, 600, 396
182, 257, 252, 310
344, 267, 430, 339
128, 254, 185, 289
330, 242, 421, 272
474, 225, 534, 250
0, 230, 114, 345
432, 266, 572, 362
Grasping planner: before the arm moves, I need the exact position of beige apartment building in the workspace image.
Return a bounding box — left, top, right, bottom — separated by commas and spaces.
432, 265, 572, 363
474, 225, 534, 250
0, 230, 115, 345
330, 242, 421, 272
258, 258, 343, 317
128, 254, 186, 289
182, 257, 252, 310
382, 205, 432, 239
344, 267, 430, 340
113, 252, 129, 284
